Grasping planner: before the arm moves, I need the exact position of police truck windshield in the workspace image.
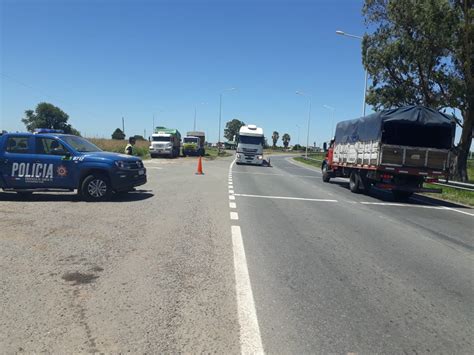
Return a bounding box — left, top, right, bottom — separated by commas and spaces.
61, 136, 102, 152
239, 135, 263, 145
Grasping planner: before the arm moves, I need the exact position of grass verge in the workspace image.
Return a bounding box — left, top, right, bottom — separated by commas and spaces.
423, 183, 474, 207
293, 157, 322, 168
88, 138, 150, 159
204, 148, 232, 160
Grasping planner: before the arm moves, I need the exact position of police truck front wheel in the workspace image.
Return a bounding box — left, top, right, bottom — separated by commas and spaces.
81, 174, 111, 201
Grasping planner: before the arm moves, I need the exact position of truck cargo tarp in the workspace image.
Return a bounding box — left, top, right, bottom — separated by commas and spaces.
334, 106, 454, 149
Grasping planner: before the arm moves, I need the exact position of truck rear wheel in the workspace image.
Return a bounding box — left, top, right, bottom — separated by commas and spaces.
322, 163, 330, 183
349, 171, 361, 193
81, 174, 111, 201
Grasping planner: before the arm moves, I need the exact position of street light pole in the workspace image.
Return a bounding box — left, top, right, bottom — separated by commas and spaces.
296, 91, 312, 159
296, 124, 300, 145
336, 30, 368, 116
194, 107, 197, 131
218, 93, 222, 148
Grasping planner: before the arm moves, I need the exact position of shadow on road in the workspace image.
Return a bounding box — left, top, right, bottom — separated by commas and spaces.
327, 180, 470, 209
0, 190, 154, 203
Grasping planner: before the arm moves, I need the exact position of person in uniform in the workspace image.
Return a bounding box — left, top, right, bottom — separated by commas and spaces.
125, 137, 136, 155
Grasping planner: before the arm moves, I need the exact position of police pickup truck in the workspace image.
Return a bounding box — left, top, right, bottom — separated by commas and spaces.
0, 129, 147, 201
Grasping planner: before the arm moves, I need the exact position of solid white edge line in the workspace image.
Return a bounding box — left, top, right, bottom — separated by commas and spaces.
411, 197, 474, 217
230, 212, 239, 220
360, 202, 446, 209
234, 193, 337, 203
231, 225, 264, 354
442, 206, 474, 217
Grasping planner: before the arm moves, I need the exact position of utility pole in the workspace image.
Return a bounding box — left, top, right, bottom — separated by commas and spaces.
122, 117, 125, 134
194, 107, 197, 131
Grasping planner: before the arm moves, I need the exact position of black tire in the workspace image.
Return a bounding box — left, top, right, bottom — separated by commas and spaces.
80, 174, 111, 201
322, 163, 330, 183
392, 190, 413, 201
349, 171, 360, 193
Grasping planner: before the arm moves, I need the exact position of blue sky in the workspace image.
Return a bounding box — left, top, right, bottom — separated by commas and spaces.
2, 0, 373, 145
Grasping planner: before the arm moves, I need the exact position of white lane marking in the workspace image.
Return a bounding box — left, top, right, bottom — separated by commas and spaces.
360, 202, 446, 210
231, 225, 264, 354
144, 167, 163, 170
442, 206, 474, 217
230, 212, 239, 220
231, 171, 319, 178
229, 189, 235, 194
411, 197, 474, 217
229, 195, 236, 200
234, 193, 337, 203
229, 202, 237, 208
229, 184, 234, 188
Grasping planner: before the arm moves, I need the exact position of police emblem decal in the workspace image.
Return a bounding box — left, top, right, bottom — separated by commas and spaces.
57, 165, 68, 177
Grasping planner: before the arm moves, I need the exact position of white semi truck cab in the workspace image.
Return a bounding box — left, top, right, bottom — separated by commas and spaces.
236, 125, 264, 165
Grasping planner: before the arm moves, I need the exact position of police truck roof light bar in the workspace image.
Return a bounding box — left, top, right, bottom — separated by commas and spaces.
33, 128, 65, 134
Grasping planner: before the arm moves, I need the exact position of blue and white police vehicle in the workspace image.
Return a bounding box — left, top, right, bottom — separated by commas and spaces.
0, 129, 147, 201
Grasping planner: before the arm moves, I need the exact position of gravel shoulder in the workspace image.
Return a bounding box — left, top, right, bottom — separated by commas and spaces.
0, 156, 239, 353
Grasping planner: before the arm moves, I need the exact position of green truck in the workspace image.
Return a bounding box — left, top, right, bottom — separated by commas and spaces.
182, 131, 206, 156
149, 127, 181, 158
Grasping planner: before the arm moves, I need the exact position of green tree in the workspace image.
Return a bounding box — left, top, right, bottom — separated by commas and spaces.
282, 133, 291, 148
224, 119, 245, 141
22, 102, 80, 135
362, 0, 473, 181
272, 131, 279, 147
112, 128, 126, 140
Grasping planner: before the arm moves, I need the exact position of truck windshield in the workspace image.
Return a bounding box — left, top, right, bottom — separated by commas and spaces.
153, 136, 171, 142
239, 135, 263, 145
61, 136, 102, 152
184, 138, 198, 143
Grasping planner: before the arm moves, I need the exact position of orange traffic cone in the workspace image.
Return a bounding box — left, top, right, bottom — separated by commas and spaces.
195, 156, 204, 175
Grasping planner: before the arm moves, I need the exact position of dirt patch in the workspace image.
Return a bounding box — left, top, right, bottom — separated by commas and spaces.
62, 272, 99, 285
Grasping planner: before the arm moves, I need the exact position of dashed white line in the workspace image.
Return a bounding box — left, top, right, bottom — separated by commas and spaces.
230, 212, 239, 220
234, 193, 337, 203
229, 202, 237, 209
231, 225, 264, 354
229, 195, 236, 200
229, 189, 235, 194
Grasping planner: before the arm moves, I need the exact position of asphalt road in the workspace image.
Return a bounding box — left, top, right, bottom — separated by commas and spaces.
1, 154, 473, 353
232, 155, 473, 354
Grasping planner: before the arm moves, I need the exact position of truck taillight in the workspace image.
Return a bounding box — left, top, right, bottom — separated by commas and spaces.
381, 173, 393, 180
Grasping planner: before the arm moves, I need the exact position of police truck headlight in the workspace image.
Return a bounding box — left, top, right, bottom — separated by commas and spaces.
115, 161, 126, 169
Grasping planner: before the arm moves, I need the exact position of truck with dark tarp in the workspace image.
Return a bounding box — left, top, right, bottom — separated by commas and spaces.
321, 106, 455, 199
